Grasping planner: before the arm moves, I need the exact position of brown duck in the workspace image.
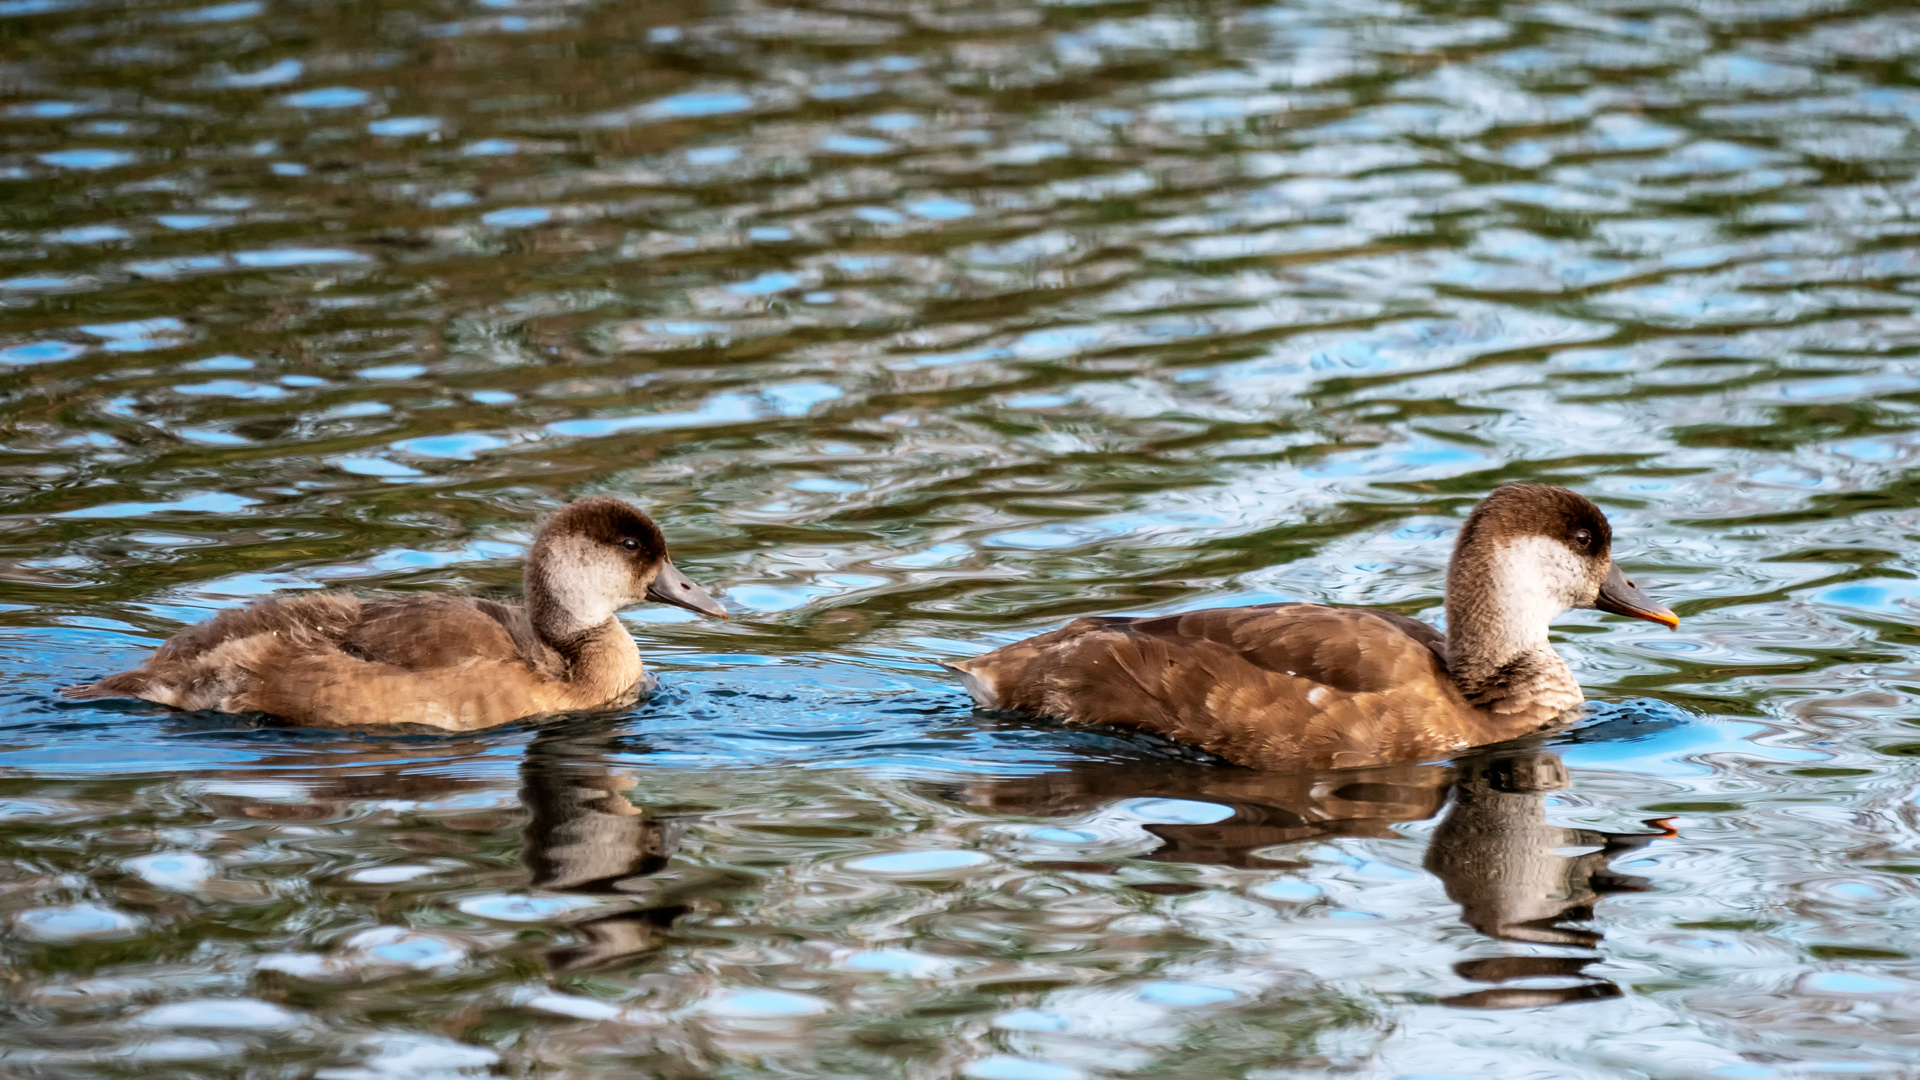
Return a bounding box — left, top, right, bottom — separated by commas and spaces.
943, 484, 1677, 771
62, 497, 726, 730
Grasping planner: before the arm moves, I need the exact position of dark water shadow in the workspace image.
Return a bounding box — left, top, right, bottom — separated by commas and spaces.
519, 721, 693, 974
944, 744, 1670, 1009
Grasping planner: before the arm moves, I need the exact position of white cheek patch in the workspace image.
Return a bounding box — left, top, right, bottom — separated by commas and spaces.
538, 535, 634, 633
1488, 535, 1591, 635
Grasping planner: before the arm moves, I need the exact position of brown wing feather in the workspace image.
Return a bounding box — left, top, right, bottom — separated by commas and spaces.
954, 604, 1503, 771
61, 593, 365, 708
239, 652, 573, 731
241, 617, 647, 730
146, 592, 366, 663
61, 590, 582, 726
343, 594, 561, 676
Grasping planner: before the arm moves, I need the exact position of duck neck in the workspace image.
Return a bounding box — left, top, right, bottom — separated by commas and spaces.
1443, 557, 1583, 724
525, 547, 643, 698
548, 618, 645, 701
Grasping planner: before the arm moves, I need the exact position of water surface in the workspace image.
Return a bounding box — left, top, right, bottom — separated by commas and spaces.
3, 0, 1920, 1075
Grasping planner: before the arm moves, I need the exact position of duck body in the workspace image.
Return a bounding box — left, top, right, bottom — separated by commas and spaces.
946, 485, 1677, 771
62, 497, 725, 731
951, 603, 1528, 771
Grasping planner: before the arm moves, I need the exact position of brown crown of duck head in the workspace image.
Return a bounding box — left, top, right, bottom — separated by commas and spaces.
531, 497, 727, 621
1451, 484, 1677, 630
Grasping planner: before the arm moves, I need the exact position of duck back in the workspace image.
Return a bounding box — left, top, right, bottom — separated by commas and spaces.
343, 594, 563, 675
61, 591, 645, 730
63, 593, 366, 712
946, 603, 1540, 770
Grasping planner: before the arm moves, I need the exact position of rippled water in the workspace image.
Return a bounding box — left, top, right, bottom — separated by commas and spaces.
4, 0, 1920, 1074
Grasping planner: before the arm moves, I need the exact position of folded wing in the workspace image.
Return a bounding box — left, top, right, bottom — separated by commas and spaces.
949, 603, 1483, 770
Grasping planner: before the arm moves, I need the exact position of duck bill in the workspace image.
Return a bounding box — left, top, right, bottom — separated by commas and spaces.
1594, 563, 1678, 631
646, 560, 728, 620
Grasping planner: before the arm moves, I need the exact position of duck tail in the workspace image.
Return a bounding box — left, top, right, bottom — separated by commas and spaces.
58, 664, 166, 699
937, 656, 1001, 710
59, 672, 147, 700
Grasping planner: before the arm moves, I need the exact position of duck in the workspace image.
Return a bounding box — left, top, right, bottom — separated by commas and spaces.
942, 484, 1677, 771
61, 497, 726, 730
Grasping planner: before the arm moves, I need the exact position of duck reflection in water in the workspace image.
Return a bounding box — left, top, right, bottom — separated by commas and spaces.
520, 724, 689, 973
950, 745, 1667, 1009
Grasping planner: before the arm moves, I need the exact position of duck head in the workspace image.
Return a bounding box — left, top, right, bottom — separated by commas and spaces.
1445, 484, 1676, 643
525, 497, 726, 642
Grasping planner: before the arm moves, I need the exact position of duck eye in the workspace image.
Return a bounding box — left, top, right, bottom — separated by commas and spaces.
1572, 528, 1592, 548
621, 538, 639, 552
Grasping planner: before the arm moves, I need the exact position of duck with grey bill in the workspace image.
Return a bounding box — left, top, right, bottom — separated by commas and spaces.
61, 497, 728, 731
1594, 563, 1677, 631
942, 484, 1682, 772
648, 559, 728, 620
